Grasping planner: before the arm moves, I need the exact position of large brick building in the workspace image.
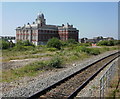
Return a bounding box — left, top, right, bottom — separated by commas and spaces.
16, 13, 79, 45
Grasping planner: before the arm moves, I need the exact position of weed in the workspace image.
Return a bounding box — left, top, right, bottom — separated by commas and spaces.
47, 48, 57, 52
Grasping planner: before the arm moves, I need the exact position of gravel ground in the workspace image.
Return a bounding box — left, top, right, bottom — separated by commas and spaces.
2, 50, 119, 97
76, 56, 119, 97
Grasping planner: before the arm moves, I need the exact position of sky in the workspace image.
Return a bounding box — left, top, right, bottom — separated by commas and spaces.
1, 2, 118, 39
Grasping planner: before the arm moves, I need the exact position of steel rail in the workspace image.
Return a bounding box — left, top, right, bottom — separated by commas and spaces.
68, 54, 120, 99
28, 51, 120, 99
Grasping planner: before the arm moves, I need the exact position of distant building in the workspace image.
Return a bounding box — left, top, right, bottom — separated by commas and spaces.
80, 36, 114, 43
86, 39, 96, 43
80, 38, 88, 43
0, 36, 15, 40
0, 36, 16, 44
103, 37, 114, 41
16, 13, 79, 45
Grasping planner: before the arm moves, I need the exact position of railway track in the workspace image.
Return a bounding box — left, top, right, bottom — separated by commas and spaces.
28, 51, 120, 99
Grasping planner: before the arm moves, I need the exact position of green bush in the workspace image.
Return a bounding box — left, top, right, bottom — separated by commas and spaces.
75, 46, 100, 55
107, 40, 114, 46
16, 40, 23, 46
23, 40, 35, 46
47, 38, 62, 50
97, 40, 119, 46
97, 40, 108, 46
67, 39, 77, 44
61, 41, 68, 46
89, 48, 101, 55
47, 56, 62, 68
16, 40, 35, 47
76, 46, 88, 52
73, 46, 86, 53
114, 40, 120, 45
14, 40, 35, 51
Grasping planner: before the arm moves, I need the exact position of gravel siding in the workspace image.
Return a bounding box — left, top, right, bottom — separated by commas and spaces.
2, 50, 119, 97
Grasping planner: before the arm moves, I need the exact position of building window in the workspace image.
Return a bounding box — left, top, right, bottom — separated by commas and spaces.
17, 35, 19, 39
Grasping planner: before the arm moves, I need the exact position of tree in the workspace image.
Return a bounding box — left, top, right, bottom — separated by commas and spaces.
47, 38, 62, 50
23, 40, 35, 46
9, 40, 15, 48
67, 39, 77, 44
114, 40, 120, 45
97, 40, 108, 46
14, 40, 35, 51
16, 40, 35, 47
0, 39, 9, 49
97, 40, 116, 46
107, 40, 114, 46
16, 40, 23, 46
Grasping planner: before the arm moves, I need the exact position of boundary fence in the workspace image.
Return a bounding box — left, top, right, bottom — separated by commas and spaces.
100, 60, 118, 98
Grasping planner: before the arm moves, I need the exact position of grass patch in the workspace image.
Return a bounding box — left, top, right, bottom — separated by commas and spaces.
2, 51, 54, 62
2, 61, 46, 82
2, 56, 63, 82
2, 45, 119, 82
2, 46, 47, 58
47, 48, 58, 52
2, 45, 118, 62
